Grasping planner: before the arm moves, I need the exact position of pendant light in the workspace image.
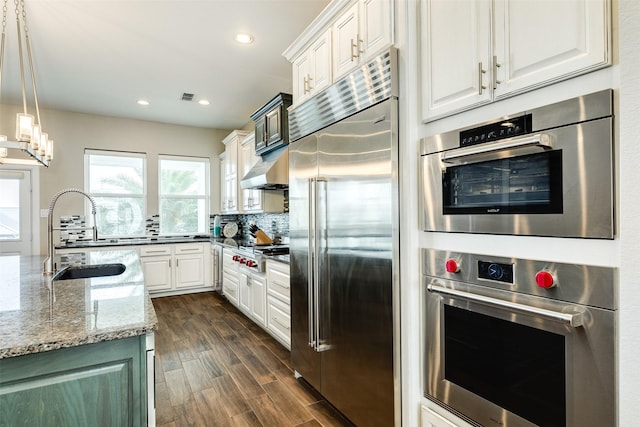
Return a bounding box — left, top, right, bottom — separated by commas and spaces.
0, 0, 52, 167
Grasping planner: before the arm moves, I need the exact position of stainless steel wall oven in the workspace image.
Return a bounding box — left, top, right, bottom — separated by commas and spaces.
420, 89, 614, 238
422, 248, 616, 427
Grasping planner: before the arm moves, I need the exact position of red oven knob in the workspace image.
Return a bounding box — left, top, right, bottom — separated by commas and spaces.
445, 259, 460, 273
239, 258, 246, 264
246, 260, 255, 268
535, 271, 556, 289
232, 255, 239, 261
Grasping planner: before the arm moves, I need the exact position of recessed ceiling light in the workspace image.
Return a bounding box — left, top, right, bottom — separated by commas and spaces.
198, 99, 211, 106
235, 33, 254, 44
137, 99, 150, 106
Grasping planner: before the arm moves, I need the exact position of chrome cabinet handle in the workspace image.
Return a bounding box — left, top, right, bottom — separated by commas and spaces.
273, 280, 290, 289
303, 76, 309, 94
272, 317, 290, 330
427, 282, 584, 327
350, 38, 358, 61
478, 62, 487, 95
441, 133, 552, 164
493, 55, 502, 90
307, 74, 313, 92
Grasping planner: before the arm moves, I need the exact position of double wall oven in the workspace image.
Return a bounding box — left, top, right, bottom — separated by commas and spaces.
420, 89, 615, 239
422, 249, 616, 427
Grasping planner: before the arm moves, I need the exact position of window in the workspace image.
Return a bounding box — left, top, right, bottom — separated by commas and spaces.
159, 156, 210, 235
85, 150, 146, 237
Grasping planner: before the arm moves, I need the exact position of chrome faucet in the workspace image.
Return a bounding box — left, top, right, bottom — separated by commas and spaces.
43, 188, 99, 275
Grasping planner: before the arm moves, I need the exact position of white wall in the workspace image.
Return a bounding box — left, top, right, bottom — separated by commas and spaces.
0, 104, 232, 254
398, 0, 640, 425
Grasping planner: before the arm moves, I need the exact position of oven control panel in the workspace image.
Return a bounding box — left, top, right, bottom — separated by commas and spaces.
478, 260, 514, 284
459, 114, 531, 147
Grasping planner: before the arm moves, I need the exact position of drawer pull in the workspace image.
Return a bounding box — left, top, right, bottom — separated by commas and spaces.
144, 250, 167, 254
273, 280, 290, 289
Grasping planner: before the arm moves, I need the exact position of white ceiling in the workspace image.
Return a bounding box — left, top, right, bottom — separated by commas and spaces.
1, 0, 331, 129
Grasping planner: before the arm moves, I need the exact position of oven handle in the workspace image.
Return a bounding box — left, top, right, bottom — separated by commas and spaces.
427, 283, 584, 327
441, 133, 552, 164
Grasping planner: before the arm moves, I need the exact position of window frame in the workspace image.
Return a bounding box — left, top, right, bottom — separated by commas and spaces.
84, 149, 147, 238
158, 154, 210, 236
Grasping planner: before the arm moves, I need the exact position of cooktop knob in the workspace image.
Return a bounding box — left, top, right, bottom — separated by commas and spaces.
445, 259, 460, 273
535, 271, 556, 288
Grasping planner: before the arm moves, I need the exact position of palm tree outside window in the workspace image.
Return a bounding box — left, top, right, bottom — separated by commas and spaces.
158, 156, 210, 235
84, 150, 147, 238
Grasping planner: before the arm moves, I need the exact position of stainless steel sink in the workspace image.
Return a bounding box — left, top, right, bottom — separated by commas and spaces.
52, 263, 126, 281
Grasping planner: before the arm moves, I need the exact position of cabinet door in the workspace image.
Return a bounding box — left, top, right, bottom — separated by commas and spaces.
266, 107, 282, 145
267, 296, 291, 349
333, 2, 360, 80
238, 269, 252, 314
141, 255, 172, 292
360, 0, 393, 58
175, 254, 205, 289
421, 0, 492, 122
219, 154, 227, 212
293, 49, 311, 102
225, 138, 239, 212
310, 30, 332, 95
255, 119, 267, 154
251, 273, 267, 326
493, 0, 609, 98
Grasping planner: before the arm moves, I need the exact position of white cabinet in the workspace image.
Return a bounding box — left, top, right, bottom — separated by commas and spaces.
139, 246, 173, 293
284, 0, 394, 105
293, 29, 332, 103
333, 0, 393, 80
266, 260, 291, 349
238, 267, 267, 327
222, 248, 239, 306
224, 130, 285, 214
420, 0, 611, 122
239, 132, 264, 213
139, 243, 208, 296
221, 130, 249, 214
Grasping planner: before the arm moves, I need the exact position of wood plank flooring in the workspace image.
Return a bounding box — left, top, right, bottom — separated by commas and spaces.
152, 292, 354, 427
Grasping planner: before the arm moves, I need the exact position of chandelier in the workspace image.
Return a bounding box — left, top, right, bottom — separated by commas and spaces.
0, 0, 52, 167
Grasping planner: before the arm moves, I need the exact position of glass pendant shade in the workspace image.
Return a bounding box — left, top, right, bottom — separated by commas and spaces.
31, 124, 41, 150
39, 133, 48, 156
46, 138, 53, 160
16, 113, 34, 142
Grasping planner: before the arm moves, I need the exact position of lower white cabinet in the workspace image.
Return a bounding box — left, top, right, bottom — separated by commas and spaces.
139, 243, 210, 296
266, 260, 291, 349
238, 267, 267, 327
222, 248, 239, 306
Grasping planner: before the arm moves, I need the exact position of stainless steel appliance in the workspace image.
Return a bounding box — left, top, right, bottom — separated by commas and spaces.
422, 248, 616, 427
288, 48, 399, 427
420, 90, 615, 238
232, 244, 289, 273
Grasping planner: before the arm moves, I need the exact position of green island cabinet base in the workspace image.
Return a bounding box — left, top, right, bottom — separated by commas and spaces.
0, 336, 149, 427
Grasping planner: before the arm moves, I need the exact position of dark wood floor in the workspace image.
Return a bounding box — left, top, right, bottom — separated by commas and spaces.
152, 292, 353, 427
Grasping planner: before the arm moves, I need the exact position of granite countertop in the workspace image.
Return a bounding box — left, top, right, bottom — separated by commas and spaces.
0, 250, 157, 359
55, 235, 211, 249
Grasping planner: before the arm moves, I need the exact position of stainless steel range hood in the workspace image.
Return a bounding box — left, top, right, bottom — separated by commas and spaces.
241, 145, 289, 190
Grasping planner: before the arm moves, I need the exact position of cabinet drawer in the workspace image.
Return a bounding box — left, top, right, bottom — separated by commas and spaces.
139, 245, 172, 257
266, 260, 290, 304
174, 243, 203, 254
267, 296, 290, 349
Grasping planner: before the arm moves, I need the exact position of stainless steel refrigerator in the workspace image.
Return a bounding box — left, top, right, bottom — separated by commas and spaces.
288, 48, 399, 427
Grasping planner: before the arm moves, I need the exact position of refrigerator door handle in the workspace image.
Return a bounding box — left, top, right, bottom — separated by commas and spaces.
315, 177, 331, 352
307, 177, 316, 349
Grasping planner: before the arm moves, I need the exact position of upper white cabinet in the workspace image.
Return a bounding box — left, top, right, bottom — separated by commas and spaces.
284, 0, 394, 105
221, 130, 249, 214
293, 29, 332, 103
420, 0, 611, 122
333, 0, 393, 80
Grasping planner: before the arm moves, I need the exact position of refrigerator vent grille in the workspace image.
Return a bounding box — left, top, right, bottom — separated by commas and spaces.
289, 48, 398, 142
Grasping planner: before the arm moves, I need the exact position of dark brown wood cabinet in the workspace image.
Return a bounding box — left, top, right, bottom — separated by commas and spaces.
251, 93, 292, 155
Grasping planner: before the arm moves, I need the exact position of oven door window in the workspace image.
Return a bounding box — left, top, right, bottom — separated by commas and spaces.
442, 150, 563, 215
444, 304, 566, 427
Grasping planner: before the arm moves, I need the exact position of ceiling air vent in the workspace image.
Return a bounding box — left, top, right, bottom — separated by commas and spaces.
181, 92, 195, 101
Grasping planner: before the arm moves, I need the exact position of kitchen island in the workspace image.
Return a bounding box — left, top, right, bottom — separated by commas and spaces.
0, 250, 157, 427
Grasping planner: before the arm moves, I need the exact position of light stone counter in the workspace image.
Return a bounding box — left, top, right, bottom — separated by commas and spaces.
0, 250, 157, 359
